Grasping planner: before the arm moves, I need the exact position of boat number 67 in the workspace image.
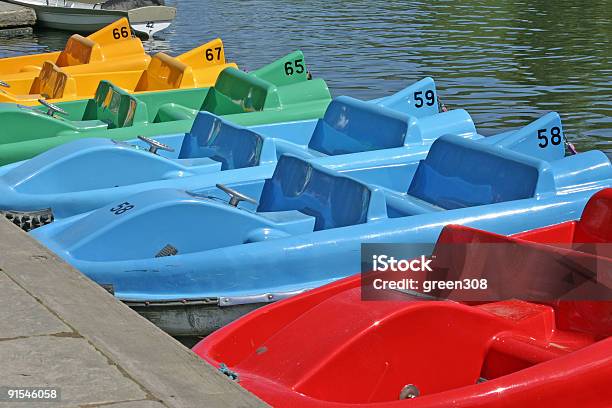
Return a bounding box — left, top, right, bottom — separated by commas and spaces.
112, 27, 130, 40
537, 127, 562, 148
110, 202, 135, 215
206, 47, 222, 61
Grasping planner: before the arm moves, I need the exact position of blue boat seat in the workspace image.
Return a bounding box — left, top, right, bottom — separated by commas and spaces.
307, 96, 409, 155
178, 113, 264, 170
258, 155, 373, 231
407, 136, 543, 210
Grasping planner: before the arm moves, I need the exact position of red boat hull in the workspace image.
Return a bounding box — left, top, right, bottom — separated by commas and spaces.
194, 189, 612, 407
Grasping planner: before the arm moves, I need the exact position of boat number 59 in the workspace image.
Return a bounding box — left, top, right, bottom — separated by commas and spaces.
537, 127, 562, 148
110, 202, 135, 215
112, 27, 130, 40
284, 59, 305, 76
414, 90, 435, 108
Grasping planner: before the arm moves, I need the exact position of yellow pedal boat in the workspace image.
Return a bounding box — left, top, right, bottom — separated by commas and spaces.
0, 19, 149, 81
0, 39, 237, 106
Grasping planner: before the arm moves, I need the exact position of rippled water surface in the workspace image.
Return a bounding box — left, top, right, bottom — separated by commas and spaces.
0, 0, 610, 152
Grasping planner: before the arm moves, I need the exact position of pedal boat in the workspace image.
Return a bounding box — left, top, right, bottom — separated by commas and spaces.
0, 37, 236, 105
193, 201, 612, 407
30, 125, 612, 335
0, 19, 148, 81
0, 78, 467, 225
0, 50, 331, 164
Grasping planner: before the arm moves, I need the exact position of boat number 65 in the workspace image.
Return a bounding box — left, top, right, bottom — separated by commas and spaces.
414, 90, 435, 108
284, 59, 305, 76
110, 202, 135, 215
537, 127, 562, 148
112, 27, 130, 40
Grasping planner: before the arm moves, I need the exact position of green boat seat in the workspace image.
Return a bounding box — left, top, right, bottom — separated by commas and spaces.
81, 81, 146, 129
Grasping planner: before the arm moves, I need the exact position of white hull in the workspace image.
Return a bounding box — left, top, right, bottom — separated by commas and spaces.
3, 0, 175, 38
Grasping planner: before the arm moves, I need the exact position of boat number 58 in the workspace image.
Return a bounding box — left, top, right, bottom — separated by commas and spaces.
537, 127, 562, 148
414, 90, 435, 108
112, 27, 130, 40
110, 202, 135, 215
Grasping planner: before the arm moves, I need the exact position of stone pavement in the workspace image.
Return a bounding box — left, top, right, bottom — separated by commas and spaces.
0, 217, 266, 408
0, 2, 35, 29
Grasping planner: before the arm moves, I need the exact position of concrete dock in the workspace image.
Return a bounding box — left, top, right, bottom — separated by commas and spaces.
0, 2, 35, 35
0, 217, 267, 408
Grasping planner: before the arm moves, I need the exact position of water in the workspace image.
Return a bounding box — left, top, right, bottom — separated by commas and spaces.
0, 0, 610, 153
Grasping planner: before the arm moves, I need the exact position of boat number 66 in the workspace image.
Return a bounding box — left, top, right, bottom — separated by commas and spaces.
110, 202, 135, 215
112, 27, 130, 40
537, 127, 562, 148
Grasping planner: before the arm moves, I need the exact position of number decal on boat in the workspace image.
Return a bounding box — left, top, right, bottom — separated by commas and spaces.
205, 47, 223, 61
146, 22, 154, 29
112, 27, 130, 40
414, 90, 435, 108
284, 59, 305, 76
537, 127, 562, 148
110, 202, 135, 215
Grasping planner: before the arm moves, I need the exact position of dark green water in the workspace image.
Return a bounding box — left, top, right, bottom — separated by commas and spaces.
0, 0, 610, 152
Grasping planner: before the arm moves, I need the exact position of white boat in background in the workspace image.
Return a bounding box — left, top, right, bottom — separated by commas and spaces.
1, 0, 176, 38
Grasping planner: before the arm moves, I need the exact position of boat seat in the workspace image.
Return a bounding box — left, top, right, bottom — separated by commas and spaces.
576, 190, 612, 242
201, 67, 272, 114
257, 155, 373, 231
81, 81, 144, 129
134, 53, 195, 92
308, 96, 409, 155
155, 103, 195, 122
384, 190, 444, 217
56, 35, 103, 67
407, 136, 545, 210
178, 112, 264, 170
32, 61, 77, 99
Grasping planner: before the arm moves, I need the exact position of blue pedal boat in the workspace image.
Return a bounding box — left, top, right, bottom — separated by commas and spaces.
30, 121, 612, 336
0, 77, 469, 228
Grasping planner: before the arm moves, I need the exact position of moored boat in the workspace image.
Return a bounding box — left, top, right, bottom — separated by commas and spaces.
0, 38, 236, 105
2, 0, 176, 38
29, 124, 611, 335
0, 18, 148, 80
193, 190, 612, 407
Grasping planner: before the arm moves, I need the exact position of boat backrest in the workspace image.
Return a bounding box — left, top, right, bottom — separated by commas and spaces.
83, 81, 143, 128
407, 135, 550, 209
576, 189, 612, 242
250, 50, 310, 87
57, 18, 144, 67
135, 53, 195, 91
258, 155, 372, 231
35, 61, 77, 99
201, 67, 277, 114
308, 96, 409, 155
56, 35, 103, 67
178, 112, 264, 170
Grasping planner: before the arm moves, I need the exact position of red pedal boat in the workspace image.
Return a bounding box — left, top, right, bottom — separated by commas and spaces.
193, 189, 612, 407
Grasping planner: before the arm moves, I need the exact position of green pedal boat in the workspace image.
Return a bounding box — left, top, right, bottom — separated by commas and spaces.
0, 50, 331, 165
